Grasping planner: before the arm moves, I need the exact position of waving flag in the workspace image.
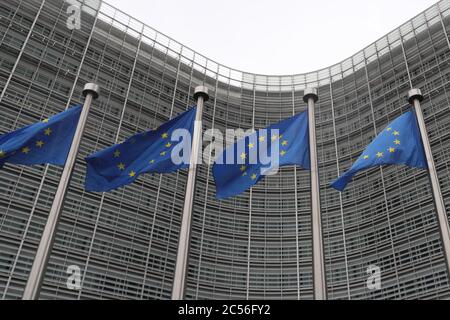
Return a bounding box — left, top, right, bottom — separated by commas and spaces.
331, 110, 427, 192
213, 111, 310, 200
0, 105, 82, 169
85, 107, 197, 192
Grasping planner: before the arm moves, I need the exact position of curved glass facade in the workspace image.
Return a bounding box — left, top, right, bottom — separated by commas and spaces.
0, 0, 450, 300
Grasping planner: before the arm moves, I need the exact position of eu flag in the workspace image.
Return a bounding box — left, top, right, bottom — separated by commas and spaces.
0, 105, 82, 169
213, 111, 310, 200
85, 107, 197, 192
331, 110, 427, 192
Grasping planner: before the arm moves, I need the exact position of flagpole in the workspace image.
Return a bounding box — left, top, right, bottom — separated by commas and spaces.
304, 88, 327, 300
22, 83, 100, 300
172, 86, 209, 300
408, 88, 450, 277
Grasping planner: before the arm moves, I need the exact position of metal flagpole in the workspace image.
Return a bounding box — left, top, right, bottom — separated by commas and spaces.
303, 88, 327, 300
172, 86, 209, 300
408, 88, 450, 277
22, 83, 100, 300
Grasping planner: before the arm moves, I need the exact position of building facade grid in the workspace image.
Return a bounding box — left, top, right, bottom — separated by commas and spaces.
0, 0, 449, 299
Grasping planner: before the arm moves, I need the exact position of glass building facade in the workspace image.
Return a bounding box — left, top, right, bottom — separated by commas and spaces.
0, 0, 450, 300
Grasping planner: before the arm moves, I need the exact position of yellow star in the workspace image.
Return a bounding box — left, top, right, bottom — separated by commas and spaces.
281, 140, 288, 146
22, 147, 30, 154
36, 140, 45, 148
117, 163, 125, 171
44, 128, 52, 136
160, 151, 166, 156
363, 155, 369, 160
149, 159, 155, 164
259, 136, 265, 142
389, 147, 396, 153
248, 143, 255, 149
393, 131, 400, 136
114, 150, 121, 158
271, 134, 278, 142
42, 118, 49, 123
394, 139, 401, 145
279, 134, 283, 140
240, 165, 247, 172
242, 172, 248, 177
240, 152, 247, 160
129, 171, 136, 177
0, 150, 5, 158
387, 127, 392, 132
161, 132, 169, 139
251, 174, 257, 180
376, 152, 383, 158
280, 150, 287, 156
165, 142, 172, 148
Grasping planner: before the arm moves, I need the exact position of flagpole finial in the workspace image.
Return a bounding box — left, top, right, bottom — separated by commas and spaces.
194, 86, 209, 102
83, 83, 100, 100
303, 88, 318, 103
408, 88, 423, 104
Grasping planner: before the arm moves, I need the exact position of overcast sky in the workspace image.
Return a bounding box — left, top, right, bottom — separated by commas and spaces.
105, 0, 438, 75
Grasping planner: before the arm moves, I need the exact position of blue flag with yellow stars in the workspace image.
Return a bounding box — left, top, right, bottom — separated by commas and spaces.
212, 111, 310, 200
0, 105, 82, 169
331, 110, 427, 192
85, 107, 197, 192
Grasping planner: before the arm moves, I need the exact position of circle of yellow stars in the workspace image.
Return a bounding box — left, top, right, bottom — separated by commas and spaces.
114, 131, 174, 179
4, 124, 53, 159
238, 133, 288, 181
361, 127, 400, 161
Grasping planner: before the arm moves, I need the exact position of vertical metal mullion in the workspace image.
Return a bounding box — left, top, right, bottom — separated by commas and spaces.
132, 35, 162, 298
0, 0, 101, 298
23, 83, 99, 300
328, 75, 351, 299
246, 79, 256, 300
19, 0, 100, 237
423, 11, 446, 94
64, 0, 104, 109
0, 0, 46, 102
77, 21, 143, 299
0, 0, 27, 46
141, 48, 194, 299
291, 81, 301, 300
154, 46, 190, 293
195, 65, 220, 299
406, 20, 430, 93
12, 0, 67, 127
1, 165, 49, 298
399, 36, 414, 89
363, 51, 402, 297
438, 4, 450, 50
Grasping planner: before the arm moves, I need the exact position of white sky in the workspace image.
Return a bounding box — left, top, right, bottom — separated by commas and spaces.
105, 0, 438, 75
